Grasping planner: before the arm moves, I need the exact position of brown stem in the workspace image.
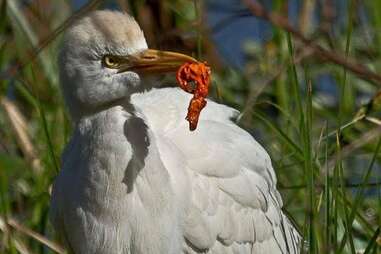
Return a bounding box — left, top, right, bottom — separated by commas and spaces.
0, 216, 65, 254
241, 0, 381, 86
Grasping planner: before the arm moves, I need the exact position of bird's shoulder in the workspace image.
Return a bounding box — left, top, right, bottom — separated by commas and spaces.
132, 87, 301, 253
131, 87, 276, 185
130, 87, 238, 132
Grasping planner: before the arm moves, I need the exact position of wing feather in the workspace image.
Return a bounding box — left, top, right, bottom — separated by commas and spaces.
132, 88, 301, 253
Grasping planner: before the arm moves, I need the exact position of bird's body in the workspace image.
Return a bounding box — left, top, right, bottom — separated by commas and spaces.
50, 10, 300, 254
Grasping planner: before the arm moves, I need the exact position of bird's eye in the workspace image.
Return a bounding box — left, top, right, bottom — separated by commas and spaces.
103, 55, 120, 68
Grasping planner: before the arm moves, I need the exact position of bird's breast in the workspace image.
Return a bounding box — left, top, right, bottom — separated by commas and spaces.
59, 106, 134, 219
51, 105, 183, 253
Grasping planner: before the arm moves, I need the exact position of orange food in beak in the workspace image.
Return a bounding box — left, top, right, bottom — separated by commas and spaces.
120, 49, 211, 131
176, 62, 211, 131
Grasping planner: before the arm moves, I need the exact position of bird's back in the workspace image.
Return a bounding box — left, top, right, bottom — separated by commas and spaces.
131, 87, 301, 253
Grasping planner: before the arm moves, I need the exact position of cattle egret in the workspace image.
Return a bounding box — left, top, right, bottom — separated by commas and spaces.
50, 10, 301, 254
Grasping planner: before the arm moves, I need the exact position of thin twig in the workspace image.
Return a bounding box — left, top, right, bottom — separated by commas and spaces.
323, 114, 366, 140
365, 116, 381, 126
326, 127, 381, 173
0, 216, 65, 254
241, 0, 381, 86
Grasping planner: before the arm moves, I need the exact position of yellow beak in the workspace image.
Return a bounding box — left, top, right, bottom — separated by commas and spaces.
118, 49, 197, 74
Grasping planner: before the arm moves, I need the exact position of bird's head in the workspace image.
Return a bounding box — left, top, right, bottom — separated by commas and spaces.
59, 10, 196, 120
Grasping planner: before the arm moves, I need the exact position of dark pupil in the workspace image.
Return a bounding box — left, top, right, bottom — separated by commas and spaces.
108, 57, 114, 64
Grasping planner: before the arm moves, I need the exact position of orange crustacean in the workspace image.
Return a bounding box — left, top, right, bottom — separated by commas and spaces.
176, 62, 211, 131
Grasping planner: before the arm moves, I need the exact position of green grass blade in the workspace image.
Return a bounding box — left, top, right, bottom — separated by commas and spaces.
338, 163, 356, 254
28, 68, 60, 173
363, 227, 380, 254
252, 111, 304, 159
7, 0, 58, 86
338, 137, 381, 249
286, 33, 304, 127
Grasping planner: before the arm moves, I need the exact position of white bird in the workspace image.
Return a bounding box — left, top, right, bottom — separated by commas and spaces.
50, 10, 301, 254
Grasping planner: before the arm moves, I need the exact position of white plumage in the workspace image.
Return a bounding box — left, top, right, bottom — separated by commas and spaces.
50, 10, 301, 254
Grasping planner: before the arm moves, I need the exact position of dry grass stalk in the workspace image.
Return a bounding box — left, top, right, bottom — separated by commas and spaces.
327, 127, 381, 172
0, 216, 65, 254
13, 238, 35, 254
0, 97, 42, 173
